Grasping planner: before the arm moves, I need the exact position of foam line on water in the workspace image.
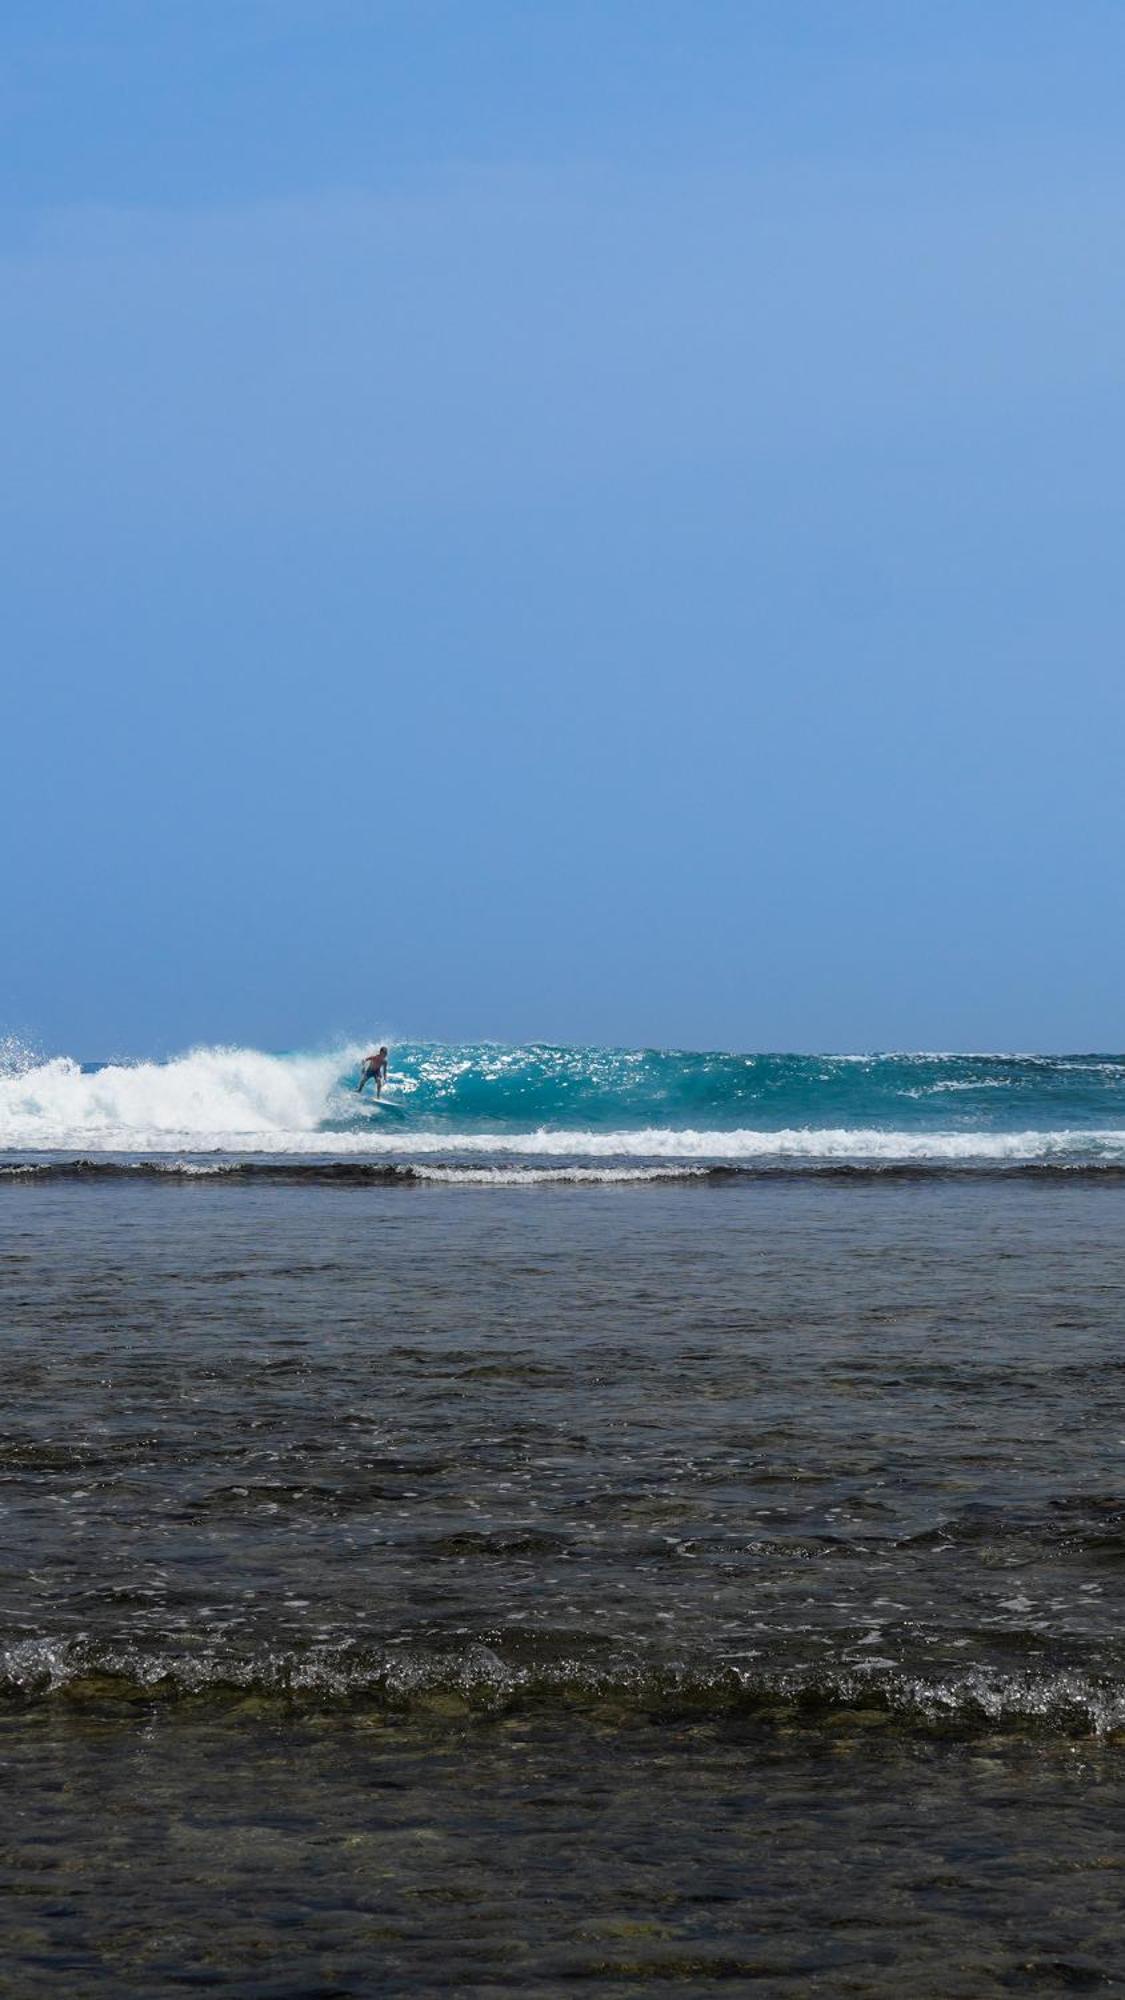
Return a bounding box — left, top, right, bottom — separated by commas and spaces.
6, 1122, 1125, 1162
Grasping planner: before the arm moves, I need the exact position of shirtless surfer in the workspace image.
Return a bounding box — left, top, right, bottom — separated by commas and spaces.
357, 1047, 389, 1096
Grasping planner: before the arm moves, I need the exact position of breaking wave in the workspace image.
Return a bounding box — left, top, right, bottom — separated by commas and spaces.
3, 1633, 1123, 1738
3, 1039, 1125, 1165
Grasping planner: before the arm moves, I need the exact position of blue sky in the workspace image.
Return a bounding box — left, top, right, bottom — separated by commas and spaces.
5, 1, 1125, 1054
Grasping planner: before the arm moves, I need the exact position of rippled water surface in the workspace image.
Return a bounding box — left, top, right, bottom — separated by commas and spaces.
2, 1172, 1123, 1993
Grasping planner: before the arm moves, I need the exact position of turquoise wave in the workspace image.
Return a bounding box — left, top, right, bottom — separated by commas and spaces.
341, 1045, 1125, 1134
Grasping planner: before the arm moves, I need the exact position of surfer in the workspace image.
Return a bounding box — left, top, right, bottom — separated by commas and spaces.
357, 1047, 389, 1097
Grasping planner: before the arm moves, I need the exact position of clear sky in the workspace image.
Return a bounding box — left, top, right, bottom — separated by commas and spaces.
5, 1, 1125, 1055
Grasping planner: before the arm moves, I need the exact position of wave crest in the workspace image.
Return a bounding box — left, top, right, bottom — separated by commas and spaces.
0, 1042, 369, 1148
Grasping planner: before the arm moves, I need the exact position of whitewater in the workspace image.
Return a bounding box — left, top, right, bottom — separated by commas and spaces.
4, 1039, 1125, 1167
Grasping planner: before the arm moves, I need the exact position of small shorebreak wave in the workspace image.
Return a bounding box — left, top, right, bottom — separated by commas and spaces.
3, 1634, 1123, 1739
5, 1157, 1125, 1186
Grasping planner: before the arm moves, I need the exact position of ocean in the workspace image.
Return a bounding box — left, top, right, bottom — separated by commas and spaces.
1, 1042, 1123, 1994
5, 1039, 1125, 1167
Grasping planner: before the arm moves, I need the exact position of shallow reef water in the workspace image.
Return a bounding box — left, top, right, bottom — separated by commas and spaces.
2, 1168, 1123, 1992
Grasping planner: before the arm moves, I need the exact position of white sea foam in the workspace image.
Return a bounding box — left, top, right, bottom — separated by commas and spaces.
0, 1043, 369, 1147
341, 1126, 1125, 1163
412, 1164, 713, 1185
